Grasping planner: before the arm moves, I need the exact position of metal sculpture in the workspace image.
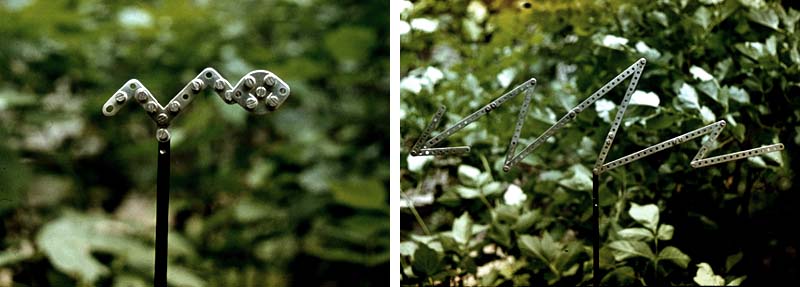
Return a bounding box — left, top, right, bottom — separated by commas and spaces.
102, 68, 289, 286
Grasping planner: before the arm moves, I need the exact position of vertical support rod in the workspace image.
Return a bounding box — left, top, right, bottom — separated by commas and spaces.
155, 139, 170, 286
592, 173, 600, 287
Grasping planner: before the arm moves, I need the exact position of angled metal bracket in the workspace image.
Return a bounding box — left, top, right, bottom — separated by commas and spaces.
102, 68, 290, 141
408, 58, 784, 173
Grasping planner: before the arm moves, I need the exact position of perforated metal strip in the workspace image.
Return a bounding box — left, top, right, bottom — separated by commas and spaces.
102, 68, 290, 141
409, 78, 538, 156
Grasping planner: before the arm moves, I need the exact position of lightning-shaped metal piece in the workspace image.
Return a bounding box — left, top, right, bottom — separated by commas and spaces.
102, 68, 290, 141
408, 58, 784, 173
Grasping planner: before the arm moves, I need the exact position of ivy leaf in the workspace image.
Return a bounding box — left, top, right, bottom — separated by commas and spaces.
36, 216, 110, 284
694, 7, 713, 30
694, 262, 725, 286
452, 212, 473, 245
607, 240, 655, 261
727, 276, 747, 286
518, 232, 560, 264
628, 202, 659, 231
726, 252, 744, 272
658, 246, 690, 268
557, 164, 593, 191
412, 243, 441, 276
746, 7, 780, 30
601, 266, 636, 286
618, 228, 654, 241
725, 86, 751, 104
657, 224, 675, 241
678, 83, 701, 111
458, 164, 483, 187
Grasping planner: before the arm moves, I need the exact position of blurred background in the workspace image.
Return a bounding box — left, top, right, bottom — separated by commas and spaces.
401, 0, 797, 286
0, 0, 388, 286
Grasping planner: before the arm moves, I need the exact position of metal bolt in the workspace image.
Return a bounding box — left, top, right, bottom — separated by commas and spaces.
255, 87, 268, 98
243, 76, 256, 89
214, 79, 226, 90
266, 95, 280, 108
264, 75, 276, 86
245, 96, 258, 109
168, 102, 181, 113
136, 89, 150, 102
224, 91, 233, 102
145, 102, 158, 113
114, 92, 128, 103
156, 128, 170, 142
156, 113, 169, 125
190, 79, 204, 92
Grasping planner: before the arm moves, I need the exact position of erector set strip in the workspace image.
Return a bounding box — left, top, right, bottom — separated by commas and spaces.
102, 68, 290, 141
409, 58, 784, 174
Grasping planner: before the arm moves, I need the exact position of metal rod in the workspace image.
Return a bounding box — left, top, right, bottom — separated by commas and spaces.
592, 173, 600, 287
155, 139, 170, 287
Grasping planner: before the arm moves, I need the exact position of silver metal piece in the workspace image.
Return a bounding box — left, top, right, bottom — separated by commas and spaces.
145, 102, 159, 113
214, 79, 227, 90
156, 113, 169, 125
245, 96, 258, 109
168, 102, 181, 113
243, 76, 256, 89
114, 92, 128, 103
408, 57, 784, 174
190, 79, 205, 92
255, 87, 268, 98
156, 128, 170, 142
136, 89, 150, 102
266, 95, 280, 108
103, 68, 291, 138
264, 75, 276, 86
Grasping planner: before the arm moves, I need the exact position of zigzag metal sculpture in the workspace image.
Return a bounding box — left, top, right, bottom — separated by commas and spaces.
408, 58, 784, 174
102, 68, 291, 141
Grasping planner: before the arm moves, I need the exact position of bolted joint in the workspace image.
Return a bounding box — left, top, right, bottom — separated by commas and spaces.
223, 91, 233, 102
156, 113, 169, 125
114, 92, 128, 103
190, 79, 205, 92
266, 95, 280, 108
156, 128, 171, 142
214, 79, 227, 91
245, 96, 259, 109
136, 89, 150, 102
264, 75, 276, 86
255, 87, 268, 98
145, 101, 159, 113
168, 102, 181, 113
243, 76, 256, 89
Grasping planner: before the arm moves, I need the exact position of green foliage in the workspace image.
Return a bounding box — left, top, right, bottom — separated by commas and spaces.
401, 0, 795, 285
0, 0, 388, 286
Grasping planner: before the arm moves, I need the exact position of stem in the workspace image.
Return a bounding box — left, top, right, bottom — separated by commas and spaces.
592, 173, 600, 287
155, 139, 170, 287
480, 154, 494, 182
402, 191, 432, 235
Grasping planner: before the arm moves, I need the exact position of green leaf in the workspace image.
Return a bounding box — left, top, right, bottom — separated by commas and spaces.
678, 83, 700, 111
607, 240, 655, 261
694, 6, 713, 30
694, 262, 725, 286
330, 178, 386, 210
458, 164, 483, 187
746, 7, 780, 30
726, 252, 743, 272
557, 164, 593, 191
518, 232, 560, 264
513, 210, 539, 232
412, 243, 441, 276
400, 241, 417, 256
725, 86, 751, 104
167, 266, 206, 287
453, 185, 481, 199
628, 202, 659, 231
36, 216, 110, 284
658, 246, 690, 268
617, 228, 654, 241
657, 224, 675, 241
601, 266, 636, 286
452, 212, 473, 245
727, 276, 747, 286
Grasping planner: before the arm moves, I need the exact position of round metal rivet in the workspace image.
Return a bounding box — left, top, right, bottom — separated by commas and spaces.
168, 102, 181, 113
191, 79, 204, 92
114, 92, 128, 103
136, 89, 149, 102
156, 113, 169, 124
245, 96, 258, 109
156, 128, 171, 142
214, 79, 226, 90
145, 102, 158, 113
243, 76, 256, 89
255, 86, 268, 98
